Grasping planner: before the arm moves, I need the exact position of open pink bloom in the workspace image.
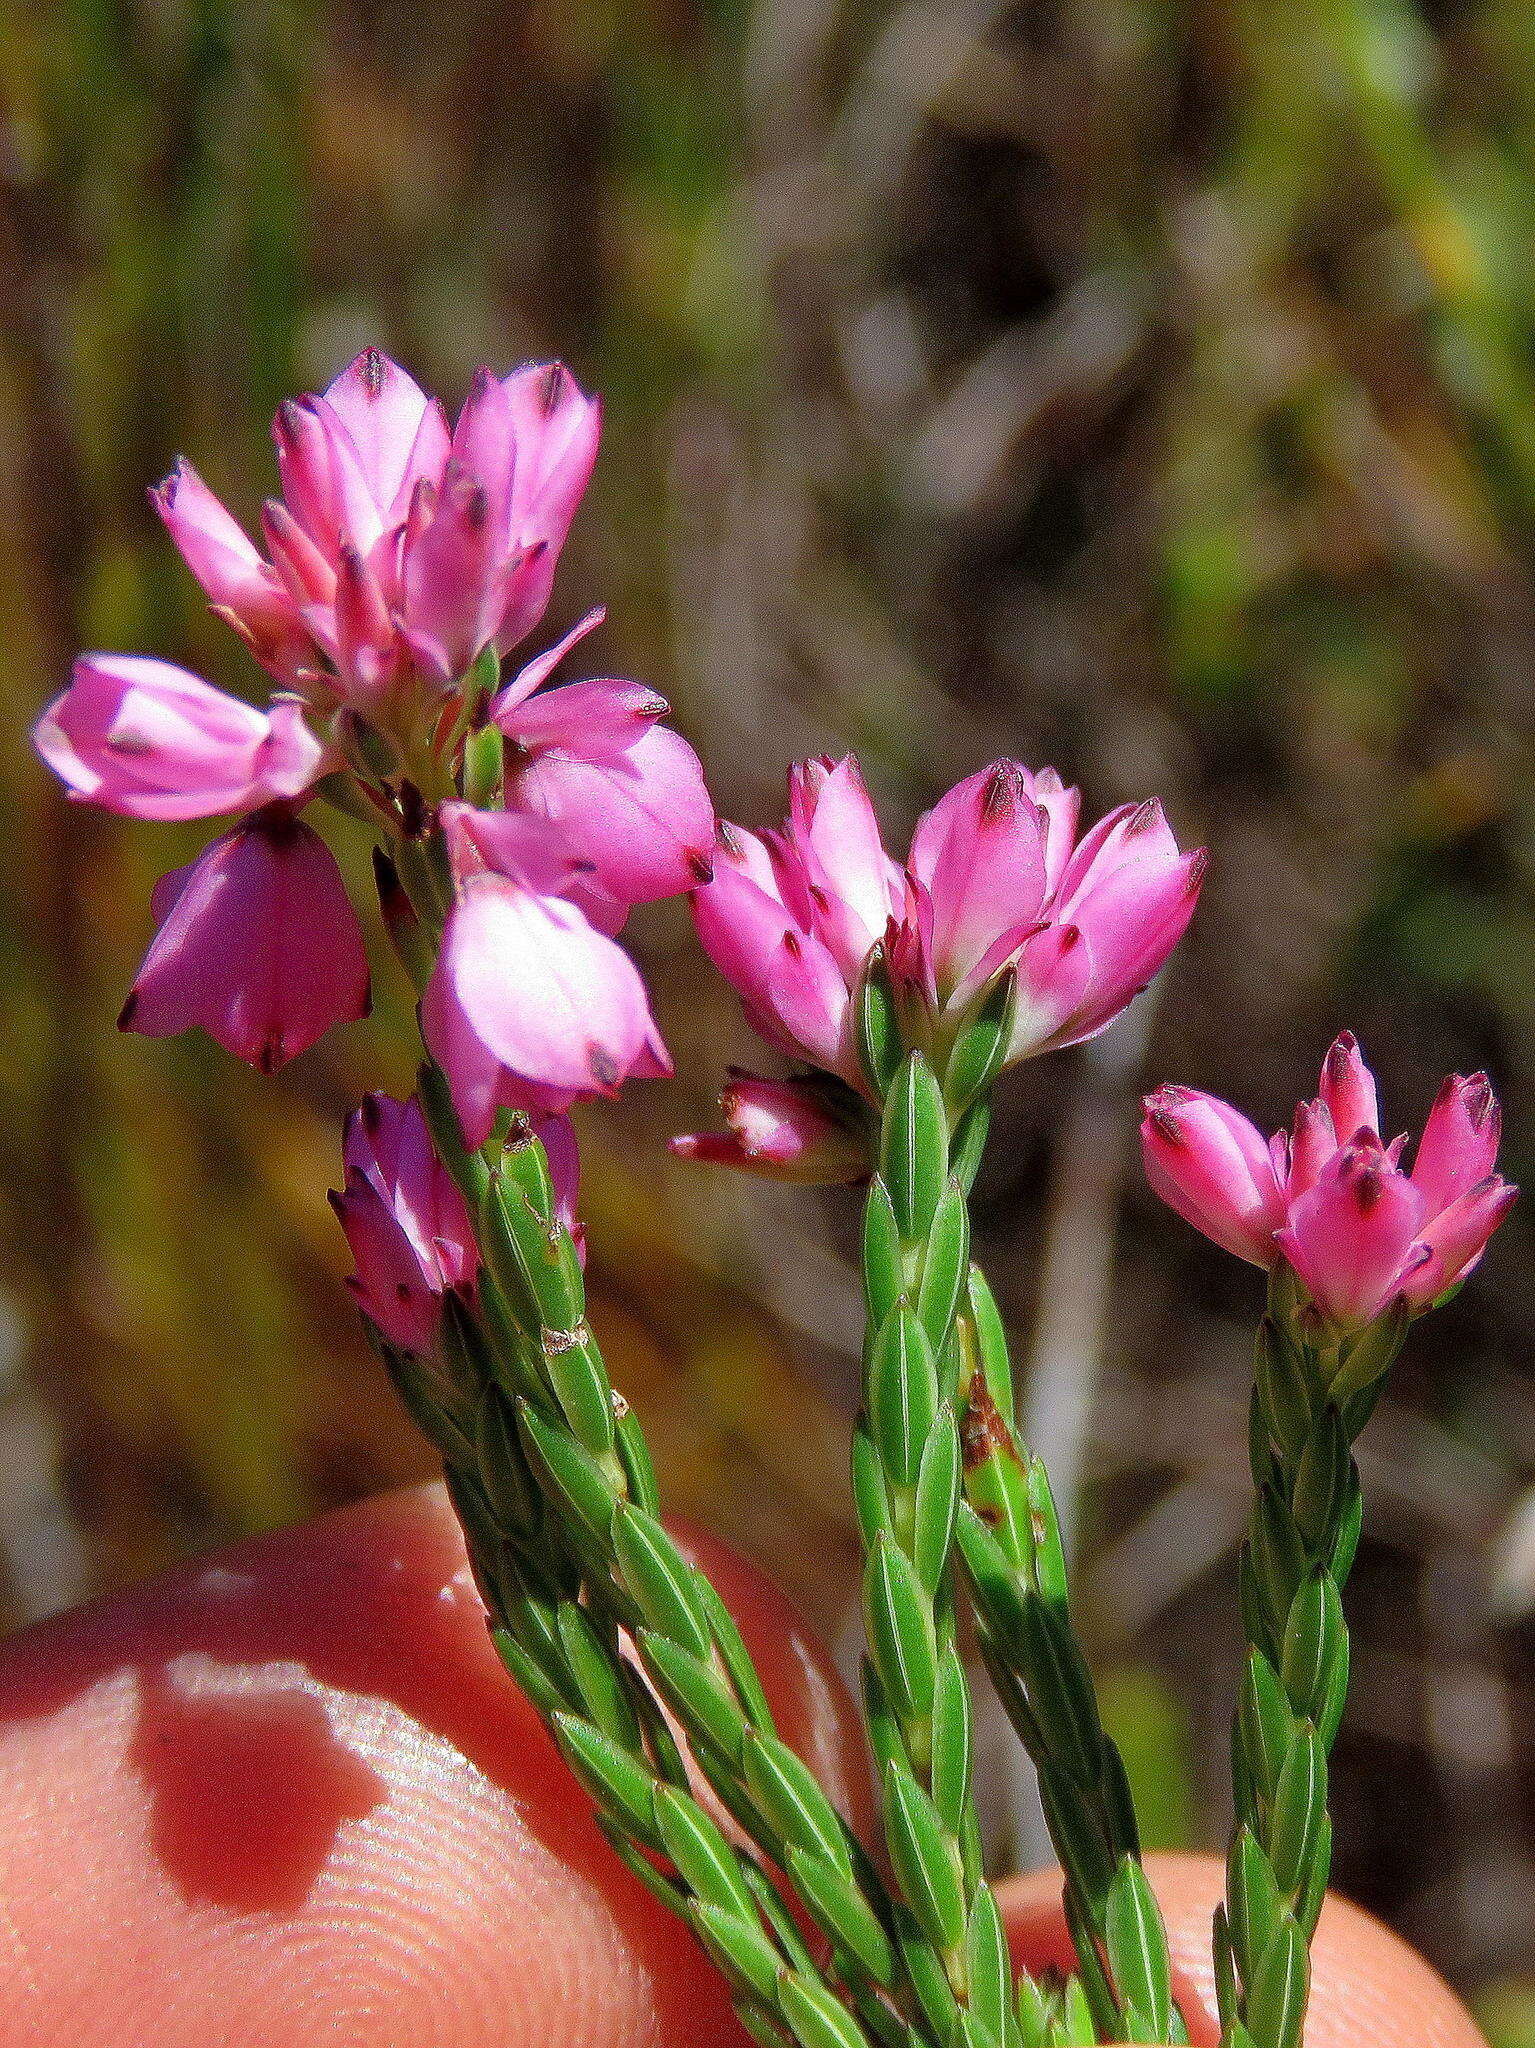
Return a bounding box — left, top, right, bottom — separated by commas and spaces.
690, 754, 1202, 1091
155, 348, 599, 704
1142, 1033, 1517, 1330
331, 1093, 478, 1352
34, 656, 324, 821
120, 811, 370, 1070
491, 612, 716, 907
421, 804, 670, 1148
671, 1072, 871, 1184
906, 766, 1207, 1059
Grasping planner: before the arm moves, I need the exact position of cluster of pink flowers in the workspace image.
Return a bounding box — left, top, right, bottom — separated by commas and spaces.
678, 755, 1205, 1177
35, 350, 713, 1104
1142, 1033, 1516, 1331
33, 343, 1515, 1360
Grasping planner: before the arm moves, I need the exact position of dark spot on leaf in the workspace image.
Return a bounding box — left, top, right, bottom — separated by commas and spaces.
589, 1047, 619, 1089
398, 780, 428, 840
687, 849, 714, 885
961, 1376, 1011, 1476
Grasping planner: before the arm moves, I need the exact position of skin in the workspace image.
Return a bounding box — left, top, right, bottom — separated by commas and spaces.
0, 1483, 1487, 2047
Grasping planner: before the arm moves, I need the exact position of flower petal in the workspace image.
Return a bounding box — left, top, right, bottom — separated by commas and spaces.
120, 814, 370, 1069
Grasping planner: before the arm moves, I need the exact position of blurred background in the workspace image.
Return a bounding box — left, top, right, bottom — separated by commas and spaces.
4, 0, 1535, 2030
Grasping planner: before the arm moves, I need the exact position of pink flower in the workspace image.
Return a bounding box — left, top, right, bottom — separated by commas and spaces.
34, 656, 324, 821
1142, 1034, 1517, 1330
1140, 1085, 1288, 1264
671, 1072, 872, 1184
492, 611, 716, 907
157, 348, 599, 707
150, 463, 312, 682
690, 754, 1202, 1092
120, 811, 371, 1070
421, 804, 670, 1148
331, 1093, 478, 1351
906, 769, 1207, 1059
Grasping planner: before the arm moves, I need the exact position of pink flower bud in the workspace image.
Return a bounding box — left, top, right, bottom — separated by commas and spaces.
331, 1093, 477, 1352
1411, 1071, 1502, 1212
421, 805, 671, 1148
273, 394, 386, 563
493, 363, 601, 652
671, 1072, 871, 1183
907, 762, 1051, 997
1275, 1135, 1432, 1330
1317, 1030, 1380, 1142
319, 348, 450, 522
150, 462, 309, 680
35, 656, 324, 821
691, 822, 858, 1083
120, 811, 370, 1070
1030, 798, 1206, 1056
1411, 1175, 1518, 1306
1140, 1085, 1287, 1265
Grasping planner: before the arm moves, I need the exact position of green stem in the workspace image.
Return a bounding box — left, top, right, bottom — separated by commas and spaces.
855, 955, 1179, 2044
954, 1266, 1182, 2044
855, 1053, 1035, 2047
380, 840, 926, 2048
1216, 1269, 1406, 2048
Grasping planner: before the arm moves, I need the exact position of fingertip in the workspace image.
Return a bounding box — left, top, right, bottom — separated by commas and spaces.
996, 1852, 1488, 2047
0, 1483, 866, 2048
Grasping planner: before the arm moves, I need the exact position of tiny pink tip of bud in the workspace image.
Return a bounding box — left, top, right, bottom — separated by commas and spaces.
1463, 1073, 1496, 1127
980, 761, 1028, 822
1324, 1031, 1362, 1079
150, 461, 185, 509
536, 362, 568, 415
1127, 796, 1163, 834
